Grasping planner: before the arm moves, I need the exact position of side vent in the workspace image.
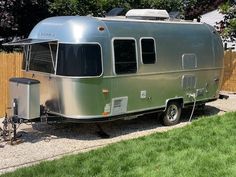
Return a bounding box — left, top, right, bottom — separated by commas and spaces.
182, 54, 197, 69
182, 75, 196, 90
111, 97, 128, 115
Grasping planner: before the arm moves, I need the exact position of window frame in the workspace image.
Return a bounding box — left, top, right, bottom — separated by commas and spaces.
55, 42, 104, 78
27, 42, 58, 74
112, 37, 138, 75
140, 37, 157, 64
22, 45, 30, 71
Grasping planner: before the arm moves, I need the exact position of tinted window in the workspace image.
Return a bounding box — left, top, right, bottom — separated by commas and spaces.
113, 39, 137, 74
29, 43, 57, 73
57, 44, 102, 77
141, 38, 156, 64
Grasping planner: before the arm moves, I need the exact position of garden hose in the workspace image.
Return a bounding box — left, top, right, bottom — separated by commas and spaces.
187, 93, 197, 122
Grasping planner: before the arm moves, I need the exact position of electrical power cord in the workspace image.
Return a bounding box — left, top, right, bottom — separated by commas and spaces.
187, 93, 197, 122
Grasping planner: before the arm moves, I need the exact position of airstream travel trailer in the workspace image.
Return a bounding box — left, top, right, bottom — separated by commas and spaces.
4, 9, 224, 126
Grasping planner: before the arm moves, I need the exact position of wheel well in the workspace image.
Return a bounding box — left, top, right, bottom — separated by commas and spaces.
164, 98, 184, 111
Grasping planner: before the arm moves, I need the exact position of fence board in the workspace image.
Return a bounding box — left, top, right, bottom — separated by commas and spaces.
221, 50, 236, 92
0, 53, 22, 117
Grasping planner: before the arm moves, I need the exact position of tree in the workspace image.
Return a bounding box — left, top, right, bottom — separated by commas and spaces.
184, 0, 226, 20
49, 0, 184, 17
0, 0, 17, 37
0, 0, 50, 39
49, 0, 104, 16
102, 0, 183, 14
218, 1, 236, 42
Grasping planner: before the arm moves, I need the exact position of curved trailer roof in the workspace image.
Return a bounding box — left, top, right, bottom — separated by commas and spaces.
3, 15, 212, 45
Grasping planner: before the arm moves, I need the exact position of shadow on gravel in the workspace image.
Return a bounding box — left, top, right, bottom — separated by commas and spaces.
17, 105, 221, 144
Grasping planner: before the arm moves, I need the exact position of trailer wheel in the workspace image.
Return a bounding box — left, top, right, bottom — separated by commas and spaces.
163, 102, 181, 126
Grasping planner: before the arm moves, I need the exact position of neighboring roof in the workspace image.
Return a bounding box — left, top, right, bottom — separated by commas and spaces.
201, 9, 224, 26
201, 10, 236, 51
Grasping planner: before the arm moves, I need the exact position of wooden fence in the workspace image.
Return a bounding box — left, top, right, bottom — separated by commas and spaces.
0, 53, 22, 117
221, 50, 236, 92
0, 51, 235, 117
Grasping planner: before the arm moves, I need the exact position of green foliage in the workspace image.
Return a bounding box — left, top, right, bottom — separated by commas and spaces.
219, 1, 236, 41
219, 1, 231, 13
49, 0, 79, 15
144, 0, 183, 11
230, 18, 236, 28
100, 0, 183, 14
0, 0, 51, 51
184, 0, 225, 20
1, 112, 236, 177
49, 0, 184, 17
49, 0, 104, 16
0, 0, 50, 37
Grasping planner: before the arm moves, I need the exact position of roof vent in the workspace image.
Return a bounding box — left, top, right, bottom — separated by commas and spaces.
126, 9, 170, 20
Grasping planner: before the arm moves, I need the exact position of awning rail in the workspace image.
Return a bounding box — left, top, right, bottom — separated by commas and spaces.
2, 39, 57, 46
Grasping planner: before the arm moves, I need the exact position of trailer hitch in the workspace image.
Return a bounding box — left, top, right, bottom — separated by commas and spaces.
1, 99, 23, 145
2, 113, 11, 141
1, 113, 22, 145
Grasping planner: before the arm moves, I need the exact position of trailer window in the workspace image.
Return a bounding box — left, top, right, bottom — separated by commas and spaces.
29, 43, 57, 73
57, 44, 102, 77
141, 38, 156, 64
113, 39, 137, 74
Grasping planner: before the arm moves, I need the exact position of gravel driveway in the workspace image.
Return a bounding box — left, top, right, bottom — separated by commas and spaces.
0, 92, 235, 174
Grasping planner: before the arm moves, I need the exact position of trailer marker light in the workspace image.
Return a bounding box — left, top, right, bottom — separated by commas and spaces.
98, 26, 105, 31
102, 89, 109, 95
103, 104, 111, 116
102, 112, 109, 116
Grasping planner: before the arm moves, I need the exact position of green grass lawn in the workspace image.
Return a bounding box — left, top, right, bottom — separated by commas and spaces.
1, 112, 236, 177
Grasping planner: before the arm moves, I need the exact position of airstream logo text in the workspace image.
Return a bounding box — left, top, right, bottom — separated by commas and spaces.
39, 32, 55, 38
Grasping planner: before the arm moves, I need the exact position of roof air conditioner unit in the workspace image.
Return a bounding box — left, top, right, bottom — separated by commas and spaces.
126, 9, 170, 20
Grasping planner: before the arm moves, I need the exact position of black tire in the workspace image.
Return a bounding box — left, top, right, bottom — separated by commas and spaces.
163, 102, 181, 126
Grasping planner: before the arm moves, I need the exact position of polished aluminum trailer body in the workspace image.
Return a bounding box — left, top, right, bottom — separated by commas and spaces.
6, 15, 224, 122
